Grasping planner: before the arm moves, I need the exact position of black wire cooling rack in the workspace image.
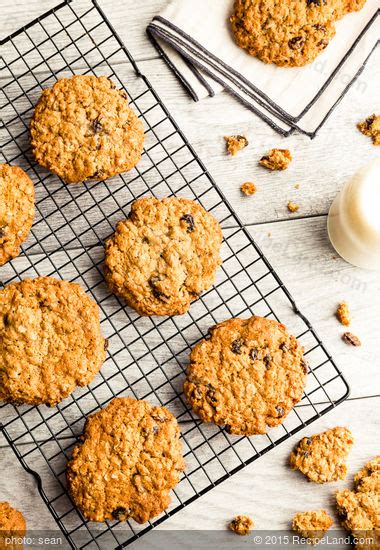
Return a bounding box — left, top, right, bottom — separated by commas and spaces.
0, 1, 349, 548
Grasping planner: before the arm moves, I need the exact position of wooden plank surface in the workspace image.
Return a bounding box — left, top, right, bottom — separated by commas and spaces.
0, 0, 379, 545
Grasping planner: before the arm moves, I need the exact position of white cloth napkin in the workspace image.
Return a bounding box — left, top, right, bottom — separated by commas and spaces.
147, 0, 379, 137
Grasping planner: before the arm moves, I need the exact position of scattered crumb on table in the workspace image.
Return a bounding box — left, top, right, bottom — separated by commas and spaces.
224, 135, 248, 156
294, 183, 300, 189
259, 148, 292, 170
287, 201, 300, 213
240, 182, 257, 196
342, 332, 361, 347
336, 302, 351, 326
229, 515, 254, 536
357, 114, 380, 146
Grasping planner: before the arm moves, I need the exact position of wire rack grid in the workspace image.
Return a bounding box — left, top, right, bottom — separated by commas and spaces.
0, 1, 349, 548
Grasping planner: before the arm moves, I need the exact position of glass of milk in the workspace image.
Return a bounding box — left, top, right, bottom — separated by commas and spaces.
327, 160, 380, 270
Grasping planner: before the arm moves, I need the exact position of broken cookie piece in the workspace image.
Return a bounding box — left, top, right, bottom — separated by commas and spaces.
292, 510, 333, 545
241, 182, 257, 196
229, 515, 254, 536
225, 135, 248, 156
336, 302, 351, 326
259, 149, 292, 170
336, 456, 379, 550
290, 427, 354, 483
357, 115, 380, 146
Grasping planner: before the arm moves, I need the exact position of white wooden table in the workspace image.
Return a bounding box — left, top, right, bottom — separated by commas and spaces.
1, 0, 379, 546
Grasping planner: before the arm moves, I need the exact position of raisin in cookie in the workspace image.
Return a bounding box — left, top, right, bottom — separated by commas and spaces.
0, 164, 35, 266
292, 510, 333, 545
290, 427, 354, 483
230, 0, 367, 67
183, 316, 307, 436
336, 456, 379, 550
0, 277, 106, 406
104, 197, 223, 316
30, 75, 144, 184
66, 397, 185, 523
0, 502, 26, 549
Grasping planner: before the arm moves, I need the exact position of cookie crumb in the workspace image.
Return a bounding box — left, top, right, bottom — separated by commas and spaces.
342, 332, 361, 347
292, 510, 333, 545
241, 182, 257, 196
290, 427, 354, 483
259, 149, 292, 171
267, 232, 272, 238
229, 515, 254, 536
336, 302, 351, 326
357, 114, 380, 146
294, 184, 300, 189
224, 135, 248, 156
287, 201, 299, 213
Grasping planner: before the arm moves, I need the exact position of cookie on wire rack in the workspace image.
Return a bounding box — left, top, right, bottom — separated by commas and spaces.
66, 397, 185, 523
0, 164, 35, 266
0, 502, 26, 549
0, 277, 106, 406
30, 75, 145, 184
184, 315, 307, 435
104, 197, 223, 316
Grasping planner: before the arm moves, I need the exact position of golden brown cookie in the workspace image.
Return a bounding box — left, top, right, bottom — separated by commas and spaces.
0, 502, 26, 550
30, 75, 145, 184
229, 515, 254, 535
336, 456, 379, 550
290, 427, 354, 483
66, 397, 185, 523
230, 0, 367, 67
104, 197, 223, 316
0, 164, 35, 266
0, 277, 106, 406
292, 510, 333, 545
357, 115, 380, 146
183, 316, 307, 436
